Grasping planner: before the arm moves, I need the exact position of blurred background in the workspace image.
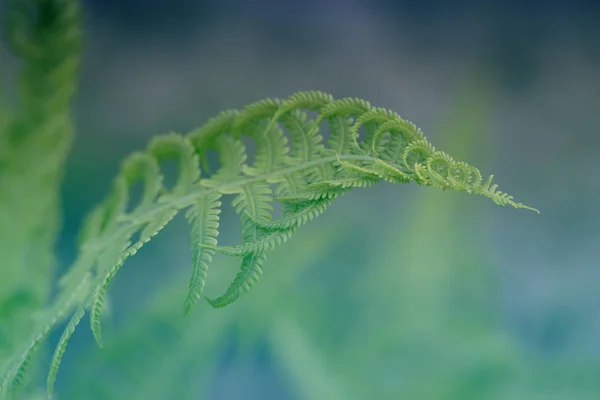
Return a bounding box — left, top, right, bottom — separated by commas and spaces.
2, 0, 600, 398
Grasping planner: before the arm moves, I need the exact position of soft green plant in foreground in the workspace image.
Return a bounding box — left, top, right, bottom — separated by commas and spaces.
0, 0, 538, 398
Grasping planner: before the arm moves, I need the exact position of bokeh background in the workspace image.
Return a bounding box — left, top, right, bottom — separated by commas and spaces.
2, 0, 600, 398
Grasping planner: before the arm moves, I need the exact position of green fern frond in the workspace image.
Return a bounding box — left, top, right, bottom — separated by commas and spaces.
378, 118, 425, 162
47, 305, 86, 398
352, 107, 401, 150
203, 225, 298, 257
200, 135, 246, 188
246, 197, 336, 230
278, 90, 334, 114
242, 119, 289, 177
318, 97, 372, 122
183, 192, 222, 316
3, 342, 39, 400
205, 252, 268, 308
275, 187, 348, 203
148, 134, 201, 197
0, 270, 92, 399
232, 98, 282, 135
279, 110, 325, 165
0, 90, 539, 397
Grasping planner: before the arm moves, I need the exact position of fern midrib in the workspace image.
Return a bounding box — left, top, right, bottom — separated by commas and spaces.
285, 116, 311, 163
242, 183, 262, 243
84, 154, 376, 251
331, 117, 349, 154
283, 174, 299, 194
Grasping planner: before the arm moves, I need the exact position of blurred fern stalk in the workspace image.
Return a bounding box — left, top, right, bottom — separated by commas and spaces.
0, 0, 82, 374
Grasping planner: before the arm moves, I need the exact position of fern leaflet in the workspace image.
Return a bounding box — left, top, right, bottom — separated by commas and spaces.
183, 192, 222, 316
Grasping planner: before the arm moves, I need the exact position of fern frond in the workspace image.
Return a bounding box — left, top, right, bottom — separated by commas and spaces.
205, 225, 298, 257
0, 271, 92, 399
232, 98, 282, 135
205, 252, 267, 308
276, 186, 348, 203
278, 90, 334, 114
47, 305, 87, 398
446, 161, 483, 192
307, 176, 379, 190
89, 206, 179, 348
352, 108, 400, 153
188, 109, 239, 149
378, 118, 425, 162
120, 152, 162, 211
317, 97, 372, 122
200, 135, 246, 188
4, 342, 39, 399
233, 182, 275, 236
242, 119, 289, 177
147, 134, 200, 202
2, 90, 539, 395
183, 192, 222, 316
371, 159, 411, 184
279, 110, 325, 165
426, 151, 456, 189
247, 197, 336, 230
476, 175, 539, 212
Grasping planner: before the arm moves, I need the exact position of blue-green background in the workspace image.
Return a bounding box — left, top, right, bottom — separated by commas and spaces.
2, 1, 599, 398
